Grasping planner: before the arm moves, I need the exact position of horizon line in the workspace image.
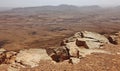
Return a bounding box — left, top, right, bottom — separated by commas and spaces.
0, 4, 119, 8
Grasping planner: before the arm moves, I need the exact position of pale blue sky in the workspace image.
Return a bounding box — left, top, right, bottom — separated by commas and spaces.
0, 0, 120, 7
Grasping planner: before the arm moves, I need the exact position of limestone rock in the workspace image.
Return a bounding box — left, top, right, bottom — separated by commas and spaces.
66, 42, 80, 58
0, 48, 6, 54
76, 38, 103, 49
108, 35, 118, 44
0, 51, 17, 64
70, 57, 80, 64
15, 49, 52, 67
62, 31, 109, 49
58, 31, 110, 62
115, 32, 120, 44
47, 47, 70, 62
81, 31, 109, 43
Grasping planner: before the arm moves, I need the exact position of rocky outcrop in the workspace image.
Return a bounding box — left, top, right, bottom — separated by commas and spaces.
0, 31, 117, 71
62, 31, 109, 49
81, 31, 109, 43
47, 47, 70, 62
108, 32, 120, 45
0, 51, 17, 64
0, 49, 52, 71
50, 31, 111, 64
108, 35, 118, 44
15, 49, 52, 67
117, 32, 120, 44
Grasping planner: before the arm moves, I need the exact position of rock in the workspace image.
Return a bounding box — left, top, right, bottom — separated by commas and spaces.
70, 57, 80, 64
15, 49, 52, 67
108, 35, 118, 44
76, 38, 101, 49
61, 31, 109, 49
5, 51, 17, 64
0, 48, 6, 54
77, 31, 109, 49
0, 51, 17, 64
115, 32, 120, 44
85, 41, 103, 49
76, 39, 86, 47
47, 47, 70, 62
59, 31, 110, 62
0, 31, 114, 71
115, 31, 120, 36
5, 51, 17, 58
81, 31, 109, 43
61, 33, 79, 46
66, 42, 80, 58
74, 32, 83, 38
60, 39, 69, 46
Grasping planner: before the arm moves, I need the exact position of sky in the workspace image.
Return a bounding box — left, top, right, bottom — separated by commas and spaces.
0, 0, 120, 7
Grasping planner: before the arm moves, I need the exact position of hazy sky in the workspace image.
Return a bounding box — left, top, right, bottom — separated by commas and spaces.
0, 0, 120, 7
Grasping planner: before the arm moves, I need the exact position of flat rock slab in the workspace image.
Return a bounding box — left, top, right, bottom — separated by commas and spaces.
16, 49, 52, 67
81, 31, 109, 43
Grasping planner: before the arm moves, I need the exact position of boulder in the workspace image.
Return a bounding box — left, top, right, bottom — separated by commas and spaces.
108, 35, 118, 44
76, 38, 103, 49
115, 32, 120, 44
61, 31, 109, 49
85, 41, 103, 49
47, 47, 70, 62
0, 48, 6, 54
15, 49, 52, 67
57, 31, 110, 63
70, 57, 80, 64
81, 31, 109, 43
0, 51, 17, 64
66, 42, 80, 58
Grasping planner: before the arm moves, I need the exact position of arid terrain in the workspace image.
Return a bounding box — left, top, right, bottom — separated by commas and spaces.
0, 5, 120, 71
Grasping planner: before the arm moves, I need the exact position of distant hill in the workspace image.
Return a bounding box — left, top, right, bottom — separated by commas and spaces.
12, 5, 101, 11
11, 5, 79, 12
2, 5, 102, 15
0, 7, 12, 12
2, 5, 120, 16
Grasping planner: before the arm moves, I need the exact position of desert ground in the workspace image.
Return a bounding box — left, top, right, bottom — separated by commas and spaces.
0, 5, 120, 71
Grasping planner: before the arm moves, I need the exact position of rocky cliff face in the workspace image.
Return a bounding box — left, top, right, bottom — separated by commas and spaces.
0, 31, 119, 71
